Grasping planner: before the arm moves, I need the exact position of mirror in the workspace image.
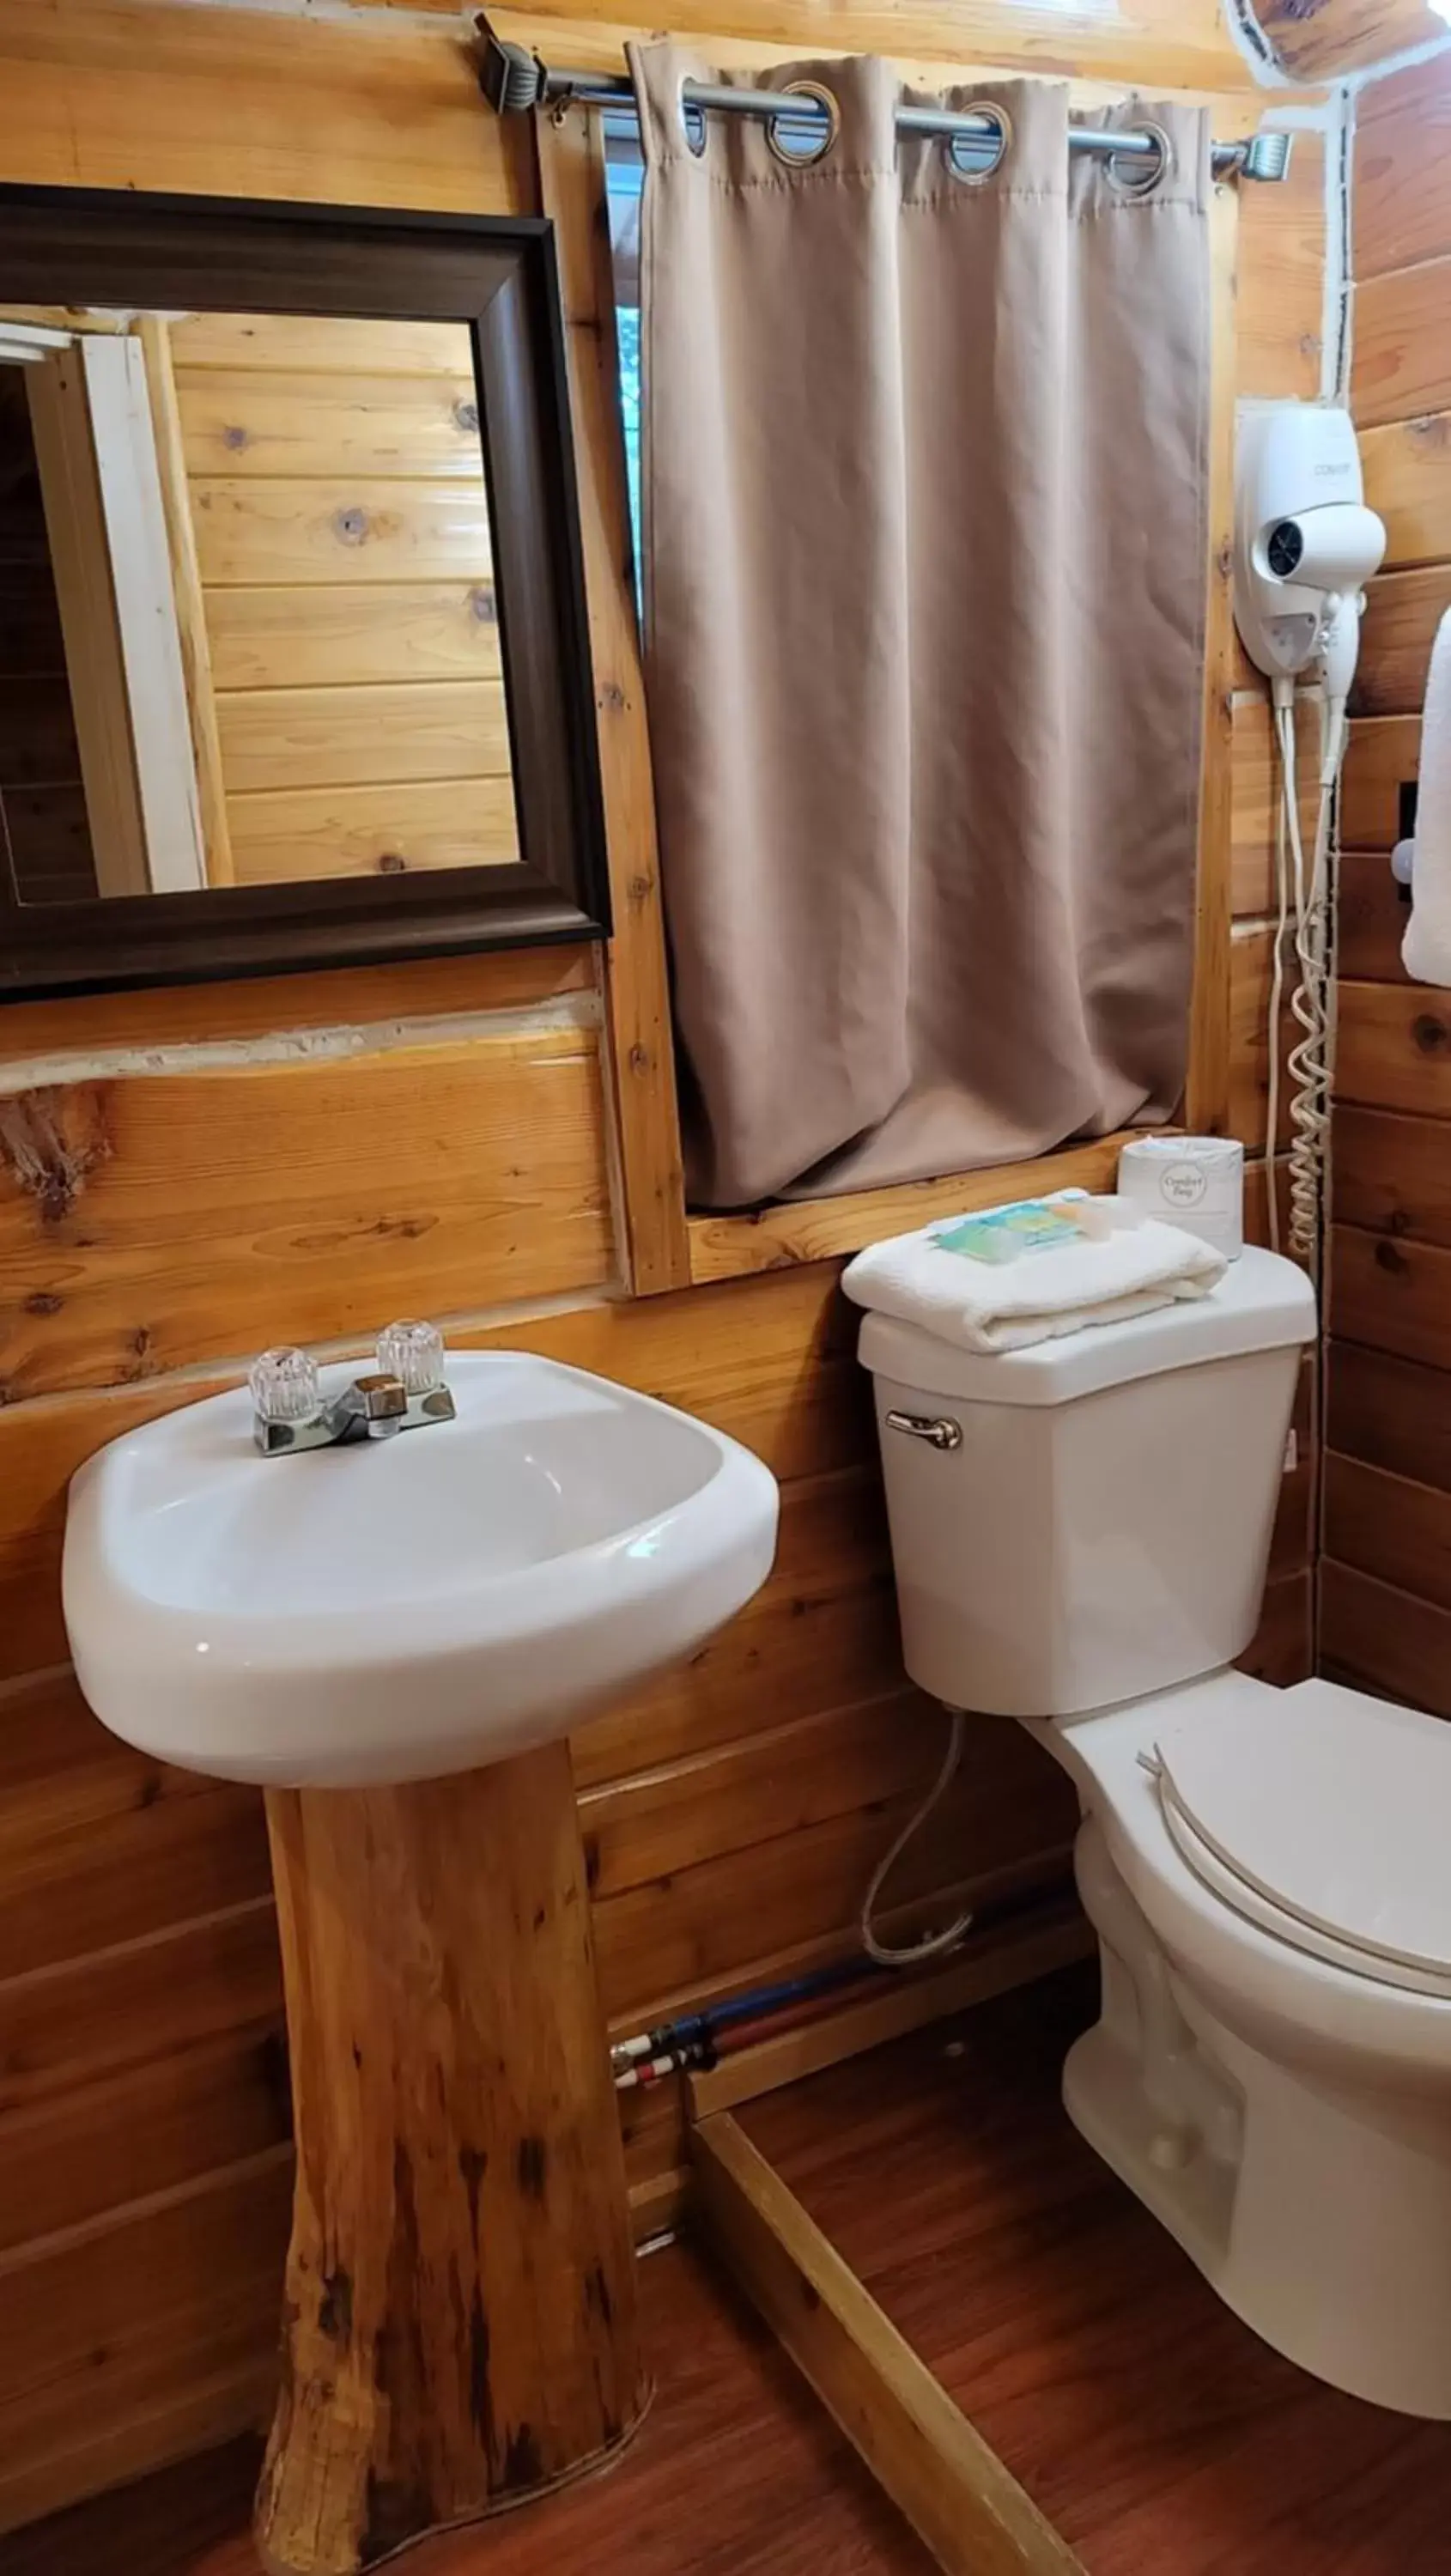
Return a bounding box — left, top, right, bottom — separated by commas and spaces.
2, 311, 516, 904
0, 190, 610, 999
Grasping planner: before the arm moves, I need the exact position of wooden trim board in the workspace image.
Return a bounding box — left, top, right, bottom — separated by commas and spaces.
535, 110, 690, 1296
687, 1901, 1091, 2119
629, 2165, 690, 2242
78, 331, 207, 895
1186, 179, 1240, 1139
692, 2110, 1086, 2576
24, 340, 149, 896
487, 9, 1258, 99
686, 1136, 1134, 1283
137, 314, 234, 889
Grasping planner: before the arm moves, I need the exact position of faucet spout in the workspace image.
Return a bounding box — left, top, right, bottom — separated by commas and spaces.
249, 1336, 456, 1456
332, 1372, 410, 1440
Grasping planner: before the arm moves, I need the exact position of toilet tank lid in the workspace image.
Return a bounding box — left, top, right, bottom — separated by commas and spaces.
856, 1245, 1316, 1406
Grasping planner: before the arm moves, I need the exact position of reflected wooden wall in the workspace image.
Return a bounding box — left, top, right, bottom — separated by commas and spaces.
0, 0, 1320, 2534
167, 313, 518, 887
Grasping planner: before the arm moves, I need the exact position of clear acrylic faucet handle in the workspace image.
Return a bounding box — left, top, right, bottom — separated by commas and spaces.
248, 1345, 322, 1425
377, 1319, 446, 1395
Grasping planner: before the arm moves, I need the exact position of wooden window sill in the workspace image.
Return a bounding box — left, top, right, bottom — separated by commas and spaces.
685, 1132, 1138, 1284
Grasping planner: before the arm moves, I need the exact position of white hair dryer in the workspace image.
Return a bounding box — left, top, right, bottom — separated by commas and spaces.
1235, 402, 1384, 770
1232, 403, 1387, 1269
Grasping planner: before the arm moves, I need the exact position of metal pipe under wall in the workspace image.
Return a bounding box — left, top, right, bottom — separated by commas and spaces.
611, 1957, 879, 2087
475, 15, 1295, 186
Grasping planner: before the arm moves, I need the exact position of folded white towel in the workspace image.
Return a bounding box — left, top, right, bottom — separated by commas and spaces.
842, 1194, 1226, 1354
1402, 607, 1451, 987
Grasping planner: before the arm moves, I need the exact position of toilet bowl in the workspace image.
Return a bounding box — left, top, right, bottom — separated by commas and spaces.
857, 1245, 1451, 2418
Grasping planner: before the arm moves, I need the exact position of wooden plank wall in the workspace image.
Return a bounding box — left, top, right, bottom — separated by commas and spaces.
0, 0, 1317, 2533
166, 311, 518, 887
1321, 52, 1451, 1701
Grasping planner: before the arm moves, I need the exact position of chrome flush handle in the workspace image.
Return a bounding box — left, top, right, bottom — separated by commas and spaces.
884, 1409, 962, 1451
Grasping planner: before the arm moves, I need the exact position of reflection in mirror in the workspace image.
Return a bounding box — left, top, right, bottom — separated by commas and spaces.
0, 307, 518, 906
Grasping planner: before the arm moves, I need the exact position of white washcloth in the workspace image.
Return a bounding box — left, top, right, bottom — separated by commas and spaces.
842, 1196, 1226, 1354
1402, 607, 1451, 987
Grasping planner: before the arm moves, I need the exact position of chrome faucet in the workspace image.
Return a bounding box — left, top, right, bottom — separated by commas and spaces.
248, 1321, 457, 1457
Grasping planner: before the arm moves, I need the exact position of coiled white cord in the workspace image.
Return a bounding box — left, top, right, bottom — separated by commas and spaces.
1270, 683, 1339, 1271
859, 1709, 974, 1968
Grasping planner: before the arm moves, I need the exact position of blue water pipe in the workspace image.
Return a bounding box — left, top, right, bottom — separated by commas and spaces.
611, 1955, 878, 2083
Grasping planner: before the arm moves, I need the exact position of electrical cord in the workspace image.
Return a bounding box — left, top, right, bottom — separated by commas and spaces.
1271, 681, 1339, 1272
859, 1709, 974, 1968
1275, 692, 1322, 1261
1266, 739, 1290, 1260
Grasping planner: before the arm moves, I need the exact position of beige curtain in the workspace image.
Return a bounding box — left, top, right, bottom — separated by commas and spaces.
629, 47, 1212, 1209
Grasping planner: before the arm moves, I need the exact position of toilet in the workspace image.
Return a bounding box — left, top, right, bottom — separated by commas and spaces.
859, 1244, 1451, 2421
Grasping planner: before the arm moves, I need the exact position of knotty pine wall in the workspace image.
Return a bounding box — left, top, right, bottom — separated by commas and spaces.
1321, 52, 1451, 1699
0, 0, 1317, 2531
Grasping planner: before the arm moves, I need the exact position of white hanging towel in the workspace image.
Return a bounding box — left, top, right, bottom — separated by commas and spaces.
842, 1196, 1226, 1356
1401, 607, 1451, 987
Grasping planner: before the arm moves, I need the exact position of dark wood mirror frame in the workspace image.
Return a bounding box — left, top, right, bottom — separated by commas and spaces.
0, 184, 612, 1001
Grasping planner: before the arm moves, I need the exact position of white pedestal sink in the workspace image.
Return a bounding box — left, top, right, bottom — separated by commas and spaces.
64, 1350, 778, 1787
63, 1348, 779, 2575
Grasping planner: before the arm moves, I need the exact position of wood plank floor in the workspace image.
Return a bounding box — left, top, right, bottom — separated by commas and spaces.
20, 1966, 1451, 2574
8, 2239, 934, 2576
742, 1965, 1451, 2575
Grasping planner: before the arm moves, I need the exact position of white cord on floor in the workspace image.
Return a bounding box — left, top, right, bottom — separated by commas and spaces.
859, 1708, 974, 1968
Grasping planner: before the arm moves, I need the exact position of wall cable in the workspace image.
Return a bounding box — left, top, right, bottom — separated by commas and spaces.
1271, 681, 1340, 1273
859, 1710, 974, 1969
1266, 740, 1291, 1258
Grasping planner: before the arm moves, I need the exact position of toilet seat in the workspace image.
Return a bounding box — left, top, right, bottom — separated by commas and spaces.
1152, 1681, 1451, 2002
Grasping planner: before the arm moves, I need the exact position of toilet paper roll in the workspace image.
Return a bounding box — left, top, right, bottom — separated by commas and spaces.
1117, 1136, 1245, 1260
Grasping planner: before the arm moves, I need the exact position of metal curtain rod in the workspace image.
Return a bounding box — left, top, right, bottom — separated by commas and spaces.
475, 19, 1293, 184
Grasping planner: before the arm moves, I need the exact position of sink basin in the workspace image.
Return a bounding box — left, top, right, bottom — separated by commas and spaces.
64, 1352, 779, 1786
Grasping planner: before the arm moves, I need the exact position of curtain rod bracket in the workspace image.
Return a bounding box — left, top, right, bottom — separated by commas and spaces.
1237, 131, 1293, 183
477, 20, 551, 116
472, 15, 1291, 182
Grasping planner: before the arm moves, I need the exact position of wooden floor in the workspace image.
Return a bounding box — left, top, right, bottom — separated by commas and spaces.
743, 1965, 1451, 2574
8, 2237, 933, 2576
19, 1965, 1451, 2575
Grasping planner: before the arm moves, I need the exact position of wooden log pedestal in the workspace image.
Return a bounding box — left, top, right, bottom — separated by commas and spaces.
254, 1739, 648, 2575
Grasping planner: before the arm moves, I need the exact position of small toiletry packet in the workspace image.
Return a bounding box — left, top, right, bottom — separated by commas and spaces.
932, 1200, 1083, 1264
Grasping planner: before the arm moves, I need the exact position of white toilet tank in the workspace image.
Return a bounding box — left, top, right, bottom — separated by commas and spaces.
859, 1247, 1316, 1720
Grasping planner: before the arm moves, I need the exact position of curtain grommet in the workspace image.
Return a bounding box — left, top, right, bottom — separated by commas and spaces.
943, 100, 1012, 185
677, 80, 708, 157
1103, 118, 1175, 199
765, 79, 841, 168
